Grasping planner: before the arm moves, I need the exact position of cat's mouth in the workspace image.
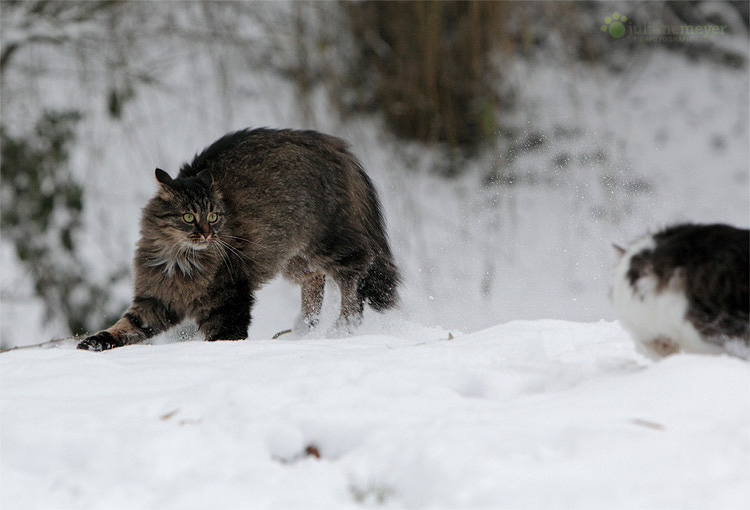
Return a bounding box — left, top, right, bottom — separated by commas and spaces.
187, 234, 216, 250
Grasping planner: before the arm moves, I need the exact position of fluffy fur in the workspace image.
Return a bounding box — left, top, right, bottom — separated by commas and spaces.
611, 223, 749, 360
78, 128, 400, 351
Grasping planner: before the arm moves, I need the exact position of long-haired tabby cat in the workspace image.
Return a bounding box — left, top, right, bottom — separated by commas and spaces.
78, 128, 400, 351
612, 223, 749, 359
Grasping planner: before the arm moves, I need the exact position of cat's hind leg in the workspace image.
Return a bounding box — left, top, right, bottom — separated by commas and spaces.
324, 249, 371, 334
335, 276, 365, 333
326, 253, 370, 333
283, 257, 326, 334
298, 271, 325, 330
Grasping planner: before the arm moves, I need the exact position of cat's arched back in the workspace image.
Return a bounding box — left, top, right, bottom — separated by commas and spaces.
78, 128, 400, 351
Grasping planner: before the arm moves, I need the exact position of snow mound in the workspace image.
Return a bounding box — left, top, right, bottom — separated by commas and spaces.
2, 320, 748, 509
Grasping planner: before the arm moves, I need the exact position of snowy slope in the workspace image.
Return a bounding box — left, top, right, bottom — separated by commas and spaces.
2, 320, 748, 509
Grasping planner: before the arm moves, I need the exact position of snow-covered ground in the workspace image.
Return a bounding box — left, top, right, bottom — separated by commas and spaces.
2, 320, 748, 509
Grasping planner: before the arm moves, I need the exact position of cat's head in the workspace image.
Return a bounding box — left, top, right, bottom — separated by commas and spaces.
148, 168, 226, 252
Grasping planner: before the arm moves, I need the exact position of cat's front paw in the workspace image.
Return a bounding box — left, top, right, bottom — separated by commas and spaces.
77, 331, 120, 351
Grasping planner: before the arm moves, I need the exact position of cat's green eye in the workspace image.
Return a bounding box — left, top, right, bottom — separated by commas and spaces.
183, 213, 195, 223
208, 212, 219, 223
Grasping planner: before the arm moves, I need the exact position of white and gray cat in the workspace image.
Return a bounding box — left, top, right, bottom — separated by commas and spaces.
612, 223, 749, 360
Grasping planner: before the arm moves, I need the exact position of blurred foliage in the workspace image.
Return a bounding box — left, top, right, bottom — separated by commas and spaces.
329, 1, 746, 161
3, 1, 746, 154
1, 111, 123, 336
344, 1, 505, 154
0, 0, 155, 122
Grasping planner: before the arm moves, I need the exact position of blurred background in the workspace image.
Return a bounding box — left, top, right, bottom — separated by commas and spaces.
1, 0, 748, 349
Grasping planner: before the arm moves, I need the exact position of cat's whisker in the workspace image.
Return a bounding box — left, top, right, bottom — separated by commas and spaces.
212, 241, 235, 277
216, 239, 253, 262
217, 241, 256, 285
221, 234, 264, 248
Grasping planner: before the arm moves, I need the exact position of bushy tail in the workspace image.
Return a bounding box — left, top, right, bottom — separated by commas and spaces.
359, 254, 401, 311
345, 150, 401, 312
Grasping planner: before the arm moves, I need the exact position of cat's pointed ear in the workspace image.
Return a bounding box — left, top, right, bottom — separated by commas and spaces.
155, 168, 173, 186
196, 169, 213, 186
611, 242, 627, 259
